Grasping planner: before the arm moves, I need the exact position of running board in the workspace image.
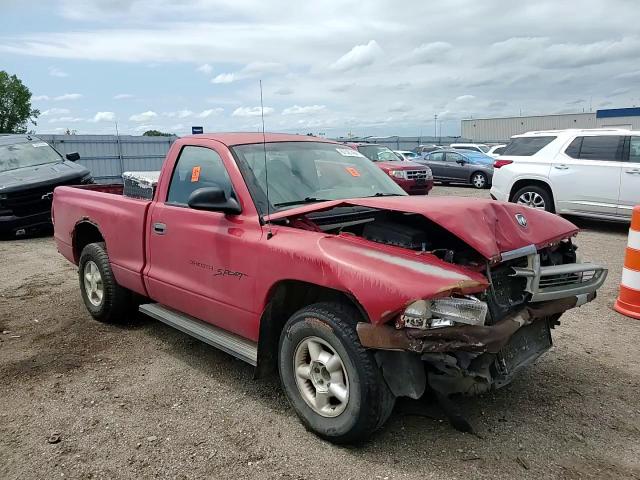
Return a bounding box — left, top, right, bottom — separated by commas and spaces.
139, 303, 258, 366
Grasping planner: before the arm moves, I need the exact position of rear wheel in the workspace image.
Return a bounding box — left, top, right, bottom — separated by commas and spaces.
470, 171, 488, 189
78, 242, 134, 323
278, 302, 395, 444
512, 185, 554, 212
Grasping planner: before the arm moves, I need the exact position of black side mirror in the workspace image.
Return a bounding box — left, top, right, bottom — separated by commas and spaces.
456, 159, 466, 165
66, 152, 80, 161
187, 186, 241, 214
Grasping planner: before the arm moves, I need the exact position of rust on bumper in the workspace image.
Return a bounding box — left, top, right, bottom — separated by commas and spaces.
357, 295, 589, 354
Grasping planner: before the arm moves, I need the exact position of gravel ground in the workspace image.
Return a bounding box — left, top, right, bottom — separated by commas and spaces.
1, 185, 639, 480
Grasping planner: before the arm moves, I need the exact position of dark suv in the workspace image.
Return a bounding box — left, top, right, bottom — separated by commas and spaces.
0, 135, 92, 236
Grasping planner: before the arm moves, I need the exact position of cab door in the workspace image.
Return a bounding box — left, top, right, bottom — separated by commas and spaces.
145, 144, 262, 341
618, 136, 640, 220
550, 135, 624, 217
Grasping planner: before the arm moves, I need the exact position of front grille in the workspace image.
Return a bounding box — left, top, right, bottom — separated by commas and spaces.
406, 170, 429, 180
538, 270, 597, 288
2, 176, 87, 217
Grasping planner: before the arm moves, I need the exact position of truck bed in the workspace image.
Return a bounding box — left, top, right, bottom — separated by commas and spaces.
52, 184, 151, 296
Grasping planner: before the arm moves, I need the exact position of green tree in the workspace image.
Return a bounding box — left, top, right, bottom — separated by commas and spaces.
0, 71, 40, 133
143, 129, 174, 137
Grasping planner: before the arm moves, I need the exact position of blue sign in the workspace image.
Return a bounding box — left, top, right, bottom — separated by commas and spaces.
596, 108, 640, 119
192, 126, 204, 134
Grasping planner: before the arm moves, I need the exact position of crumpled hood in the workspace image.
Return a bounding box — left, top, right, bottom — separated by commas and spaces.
268, 196, 578, 260
0, 161, 89, 194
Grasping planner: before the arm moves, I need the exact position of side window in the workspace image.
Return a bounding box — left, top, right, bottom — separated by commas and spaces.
446, 152, 463, 162
430, 152, 444, 161
493, 146, 505, 155
167, 146, 233, 205
630, 137, 640, 163
565, 137, 582, 158
577, 136, 624, 161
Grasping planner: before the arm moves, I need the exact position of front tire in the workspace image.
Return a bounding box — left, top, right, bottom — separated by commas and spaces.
278, 302, 395, 444
78, 242, 133, 323
512, 185, 554, 212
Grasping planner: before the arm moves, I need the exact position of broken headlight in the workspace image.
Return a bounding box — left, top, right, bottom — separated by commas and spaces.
398, 297, 488, 330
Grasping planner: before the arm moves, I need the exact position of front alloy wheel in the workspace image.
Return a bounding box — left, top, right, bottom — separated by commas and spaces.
294, 336, 349, 417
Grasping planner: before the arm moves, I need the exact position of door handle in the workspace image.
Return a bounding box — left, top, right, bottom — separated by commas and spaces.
625, 169, 640, 175
153, 222, 167, 235
553, 164, 569, 170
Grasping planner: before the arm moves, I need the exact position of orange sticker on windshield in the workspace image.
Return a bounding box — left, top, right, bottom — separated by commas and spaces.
345, 167, 360, 177
191, 166, 201, 182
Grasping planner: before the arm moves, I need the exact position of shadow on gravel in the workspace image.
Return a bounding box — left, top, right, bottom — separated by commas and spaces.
566, 216, 630, 235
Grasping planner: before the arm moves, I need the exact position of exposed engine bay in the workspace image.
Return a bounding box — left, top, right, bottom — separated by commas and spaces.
279, 204, 606, 400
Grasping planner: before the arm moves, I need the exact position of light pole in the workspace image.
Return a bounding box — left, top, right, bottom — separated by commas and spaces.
434, 113, 438, 141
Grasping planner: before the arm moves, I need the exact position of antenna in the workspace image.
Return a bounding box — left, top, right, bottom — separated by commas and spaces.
259, 80, 273, 240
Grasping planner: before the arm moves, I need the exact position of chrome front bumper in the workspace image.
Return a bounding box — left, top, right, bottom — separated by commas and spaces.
510, 252, 608, 302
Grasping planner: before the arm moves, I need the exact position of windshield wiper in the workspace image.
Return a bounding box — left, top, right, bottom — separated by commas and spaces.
369, 192, 403, 197
273, 197, 332, 208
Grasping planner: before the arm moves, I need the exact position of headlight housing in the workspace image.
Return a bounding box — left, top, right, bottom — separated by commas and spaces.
399, 297, 488, 330
388, 170, 407, 179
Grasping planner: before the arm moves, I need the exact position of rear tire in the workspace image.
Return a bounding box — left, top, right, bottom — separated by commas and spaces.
78, 242, 134, 323
278, 302, 395, 444
470, 171, 488, 189
512, 185, 554, 212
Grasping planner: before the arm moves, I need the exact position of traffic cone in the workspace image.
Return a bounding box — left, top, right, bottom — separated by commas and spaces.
614, 205, 640, 320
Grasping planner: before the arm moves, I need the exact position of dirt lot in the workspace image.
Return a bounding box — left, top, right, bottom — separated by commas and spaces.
1, 186, 639, 480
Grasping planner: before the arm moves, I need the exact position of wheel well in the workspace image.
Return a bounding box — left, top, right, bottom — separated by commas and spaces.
255, 280, 367, 378
73, 221, 104, 263
470, 170, 487, 181
509, 179, 555, 211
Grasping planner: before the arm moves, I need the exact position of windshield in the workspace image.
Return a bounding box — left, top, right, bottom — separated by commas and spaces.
232, 142, 406, 213
356, 145, 401, 162
0, 140, 62, 173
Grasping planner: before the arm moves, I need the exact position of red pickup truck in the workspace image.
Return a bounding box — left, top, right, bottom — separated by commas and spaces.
53, 133, 606, 443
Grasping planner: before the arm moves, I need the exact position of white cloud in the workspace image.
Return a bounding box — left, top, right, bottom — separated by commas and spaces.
54, 93, 82, 101
388, 103, 411, 113
41, 108, 70, 116
177, 109, 193, 118
113, 93, 134, 100
274, 87, 293, 95
282, 105, 326, 115
330, 40, 383, 72
92, 111, 115, 122
129, 110, 158, 122
32, 95, 49, 101
403, 42, 452, 64
241, 61, 284, 75
49, 66, 69, 77
196, 63, 213, 74
197, 108, 223, 118
232, 106, 274, 117
212, 73, 236, 84
49, 116, 83, 123
455, 95, 476, 101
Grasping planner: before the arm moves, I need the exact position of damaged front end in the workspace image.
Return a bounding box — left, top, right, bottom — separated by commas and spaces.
358, 240, 607, 397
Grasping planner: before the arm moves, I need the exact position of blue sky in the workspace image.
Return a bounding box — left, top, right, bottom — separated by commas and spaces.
2, 0, 639, 137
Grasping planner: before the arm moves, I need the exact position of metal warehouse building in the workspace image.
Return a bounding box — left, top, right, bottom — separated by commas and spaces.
461, 107, 640, 142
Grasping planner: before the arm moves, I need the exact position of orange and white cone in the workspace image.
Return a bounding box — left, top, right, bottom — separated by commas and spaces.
614, 205, 640, 320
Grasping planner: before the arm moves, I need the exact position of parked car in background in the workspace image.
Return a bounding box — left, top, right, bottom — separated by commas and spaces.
486, 144, 507, 158
346, 143, 433, 194
412, 144, 441, 155
393, 150, 419, 161
490, 129, 640, 221
0, 134, 91, 237
416, 149, 494, 188
450, 143, 491, 154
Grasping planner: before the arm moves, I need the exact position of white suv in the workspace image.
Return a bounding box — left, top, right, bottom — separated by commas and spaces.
490, 129, 640, 222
